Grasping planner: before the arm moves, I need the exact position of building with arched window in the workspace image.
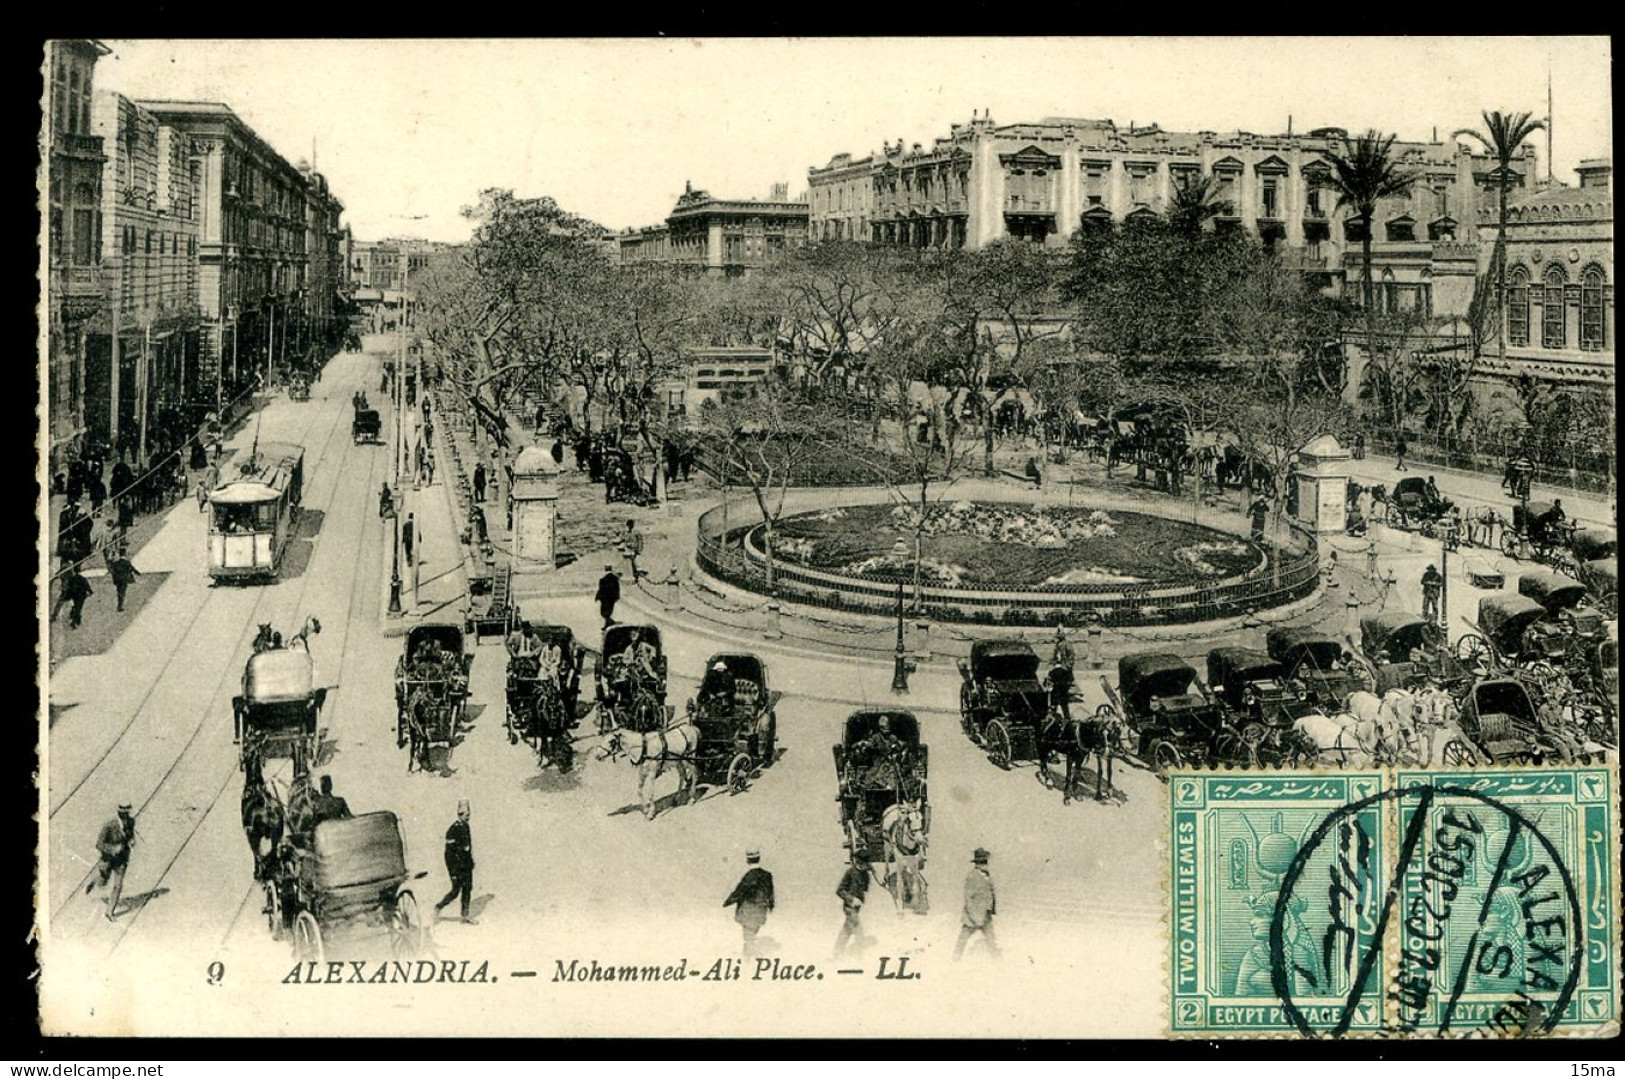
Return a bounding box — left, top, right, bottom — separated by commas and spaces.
1483, 160, 1613, 392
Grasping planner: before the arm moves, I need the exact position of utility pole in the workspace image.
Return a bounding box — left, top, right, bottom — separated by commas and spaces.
891, 579, 912, 693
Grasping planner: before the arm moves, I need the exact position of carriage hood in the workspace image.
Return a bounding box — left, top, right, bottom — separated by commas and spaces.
605, 625, 662, 656
305, 812, 408, 892
407, 622, 466, 655
706, 653, 765, 684
1360, 612, 1434, 658
1118, 653, 1198, 709
844, 711, 921, 746
1478, 593, 1548, 642
1265, 627, 1343, 673
1518, 570, 1588, 613
1573, 529, 1619, 563
970, 639, 1042, 683
244, 650, 316, 704
1206, 648, 1285, 694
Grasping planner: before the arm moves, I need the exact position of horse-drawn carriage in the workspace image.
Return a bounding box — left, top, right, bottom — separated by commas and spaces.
271, 811, 430, 964
352, 409, 382, 445
1204, 647, 1318, 764
1456, 592, 1570, 675
834, 711, 930, 911
505, 625, 584, 773
1500, 500, 1577, 566
594, 624, 668, 732
1101, 651, 1233, 771
1265, 627, 1366, 709
393, 623, 473, 773
288, 374, 311, 402
1358, 612, 1466, 694
1387, 476, 1453, 532
957, 639, 1053, 767
1574, 529, 1619, 617
1455, 677, 1560, 765
233, 649, 326, 769
685, 653, 781, 793
1519, 569, 1610, 649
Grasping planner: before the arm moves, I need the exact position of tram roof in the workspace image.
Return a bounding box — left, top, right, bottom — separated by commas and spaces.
210, 483, 282, 504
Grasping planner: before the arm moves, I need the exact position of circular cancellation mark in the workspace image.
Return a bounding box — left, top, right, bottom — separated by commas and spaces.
1271, 782, 1585, 1038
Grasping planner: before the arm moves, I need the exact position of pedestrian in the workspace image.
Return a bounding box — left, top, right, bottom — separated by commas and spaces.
1249, 496, 1270, 544
109, 548, 140, 613
378, 483, 395, 519
1365, 540, 1379, 583
471, 503, 487, 545
402, 513, 416, 564
953, 847, 999, 960
833, 853, 871, 957
596, 564, 621, 628
1421, 564, 1443, 622
435, 800, 478, 924
55, 567, 93, 629
87, 803, 137, 921
1395, 435, 1409, 472
574, 435, 589, 472
723, 848, 775, 957
88, 472, 106, 515
1354, 432, 1366, 461
1048, 626, 1075, 722
622, 519, 644, 581
550, 439, 564, 467
415, 441, 427, 483
424, 450, 436, 485
535, 403, 546, 436
679, 446, 695, 482
473, 463, 487, 503
1025, 456, 1042, 489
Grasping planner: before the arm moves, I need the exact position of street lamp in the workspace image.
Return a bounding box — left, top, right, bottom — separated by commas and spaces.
891, 579, 914, 693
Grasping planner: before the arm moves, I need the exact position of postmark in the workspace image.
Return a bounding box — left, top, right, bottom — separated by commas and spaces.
1169, 765, 1619, 1038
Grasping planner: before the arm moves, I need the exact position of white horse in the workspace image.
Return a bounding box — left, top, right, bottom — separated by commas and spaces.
1345, 689, 1417, 764
1412, 686, 1482, 767
880, 801, 928, 914
616, 709, 700, 820
1291, 712, 1376, 767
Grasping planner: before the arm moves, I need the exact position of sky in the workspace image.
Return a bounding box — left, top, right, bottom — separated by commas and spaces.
94, 37, 1613, 246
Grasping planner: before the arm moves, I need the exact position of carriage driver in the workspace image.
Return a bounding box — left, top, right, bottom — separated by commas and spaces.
701, 661, 737, 714
507, 621, 539, 660
619, 630, 660, 689
858, 715, 907, 788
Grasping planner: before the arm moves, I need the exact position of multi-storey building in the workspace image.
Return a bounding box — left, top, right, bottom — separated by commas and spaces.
1491, 158, 1613, 388
299, 164, 346, 353
133, 100, 337, 412
350, 238, 447, 330
43, 39, 110, 473
86, 92, 203, 460
615, 182, 809, 278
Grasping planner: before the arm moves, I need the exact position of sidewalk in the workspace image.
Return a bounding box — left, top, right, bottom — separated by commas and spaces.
1345, 451, 1615, 529
378, 389, 469, 634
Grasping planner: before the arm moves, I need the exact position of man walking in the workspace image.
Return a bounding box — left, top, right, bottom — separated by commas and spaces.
833, 853, 871, 957
56, 567, 94, 629
723, 849, 775, 957
1249, 496, 1270, 544
1048, 626, 1075, 722
402, 513, 417, 565
435, 800, 477, 924
1421, 564, 1443, 623
622, 519, 644, 581
1395, 435, 1409, 472
87, 803, 136, 921
109, 547, 140, 612
953, 847, 1000, 960
596, 564, 621, 628
473, 462, 487, 504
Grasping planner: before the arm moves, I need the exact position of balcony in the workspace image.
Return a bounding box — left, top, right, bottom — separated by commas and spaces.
57, 131, 105, 160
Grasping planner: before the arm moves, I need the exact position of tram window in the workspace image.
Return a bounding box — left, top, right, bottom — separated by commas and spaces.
213, 504, 257, 533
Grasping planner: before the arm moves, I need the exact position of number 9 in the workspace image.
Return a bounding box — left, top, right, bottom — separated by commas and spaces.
207, 961, 225, 986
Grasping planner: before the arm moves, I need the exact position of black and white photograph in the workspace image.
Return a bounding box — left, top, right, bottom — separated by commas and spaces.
36, 36, 1619, 1041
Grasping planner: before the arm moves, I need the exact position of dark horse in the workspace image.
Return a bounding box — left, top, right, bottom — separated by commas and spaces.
240, 746, 285, 881
1040, 708, 1122, 805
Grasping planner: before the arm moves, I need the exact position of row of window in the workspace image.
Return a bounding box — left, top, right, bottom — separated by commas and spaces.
1506, 266, 1609, 351
51, 52, 94, 138
117, 226, 198, 259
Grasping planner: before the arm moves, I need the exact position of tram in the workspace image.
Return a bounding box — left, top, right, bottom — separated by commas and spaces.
208, 441, 305, 582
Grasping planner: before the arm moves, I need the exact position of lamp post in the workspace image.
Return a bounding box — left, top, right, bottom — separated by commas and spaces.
891, 579, 912, 694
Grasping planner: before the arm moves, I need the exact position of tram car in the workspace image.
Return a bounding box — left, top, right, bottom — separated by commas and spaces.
207, 442, 305, 583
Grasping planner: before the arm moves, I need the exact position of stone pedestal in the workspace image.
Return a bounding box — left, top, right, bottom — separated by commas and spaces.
510, 446, 559, 571
1295, 434, 1352, 535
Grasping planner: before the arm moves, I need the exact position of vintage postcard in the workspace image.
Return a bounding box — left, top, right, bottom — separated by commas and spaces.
37, 37, 1616, 1040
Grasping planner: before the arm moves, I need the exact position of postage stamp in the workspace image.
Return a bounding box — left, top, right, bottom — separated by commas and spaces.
1169, 765, 1620, 1039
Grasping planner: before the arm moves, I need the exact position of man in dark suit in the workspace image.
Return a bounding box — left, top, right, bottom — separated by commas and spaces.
436, 800, 477, 924
310, 775, 352, 826
596, 564, 621, 628
723, 849, 774, 957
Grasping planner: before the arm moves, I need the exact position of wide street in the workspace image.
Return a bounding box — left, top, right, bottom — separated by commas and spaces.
42, 336, 1176, 1038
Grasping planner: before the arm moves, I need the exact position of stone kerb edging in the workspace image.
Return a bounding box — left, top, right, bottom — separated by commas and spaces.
694, 483, 1320, 627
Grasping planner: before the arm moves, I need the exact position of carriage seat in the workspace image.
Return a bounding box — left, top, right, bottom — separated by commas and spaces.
735, 680, 761, 707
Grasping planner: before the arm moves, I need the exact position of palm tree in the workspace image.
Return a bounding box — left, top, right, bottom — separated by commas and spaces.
1167, 173, 1230, 238
1452, 110, 1546, 366
1318, 130, 1422, 317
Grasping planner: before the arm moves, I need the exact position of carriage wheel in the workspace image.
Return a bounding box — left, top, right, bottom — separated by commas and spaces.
1455, 635, 1491, 672
293, 910, 323, 964
391, 890, 426, 960
985, 721, 1013, 769
1149, 740, 1183, 772
1441, 739, 1474, 768
1239, 722, 1267, 748
263, 881, 283, 941
505, 706, 518, 745
727, 753, 753, 794
1500, 533, 1522, 559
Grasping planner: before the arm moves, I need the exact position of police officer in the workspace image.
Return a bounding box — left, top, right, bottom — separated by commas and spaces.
1421, 564, 1443, 622
435, 800, 477, 925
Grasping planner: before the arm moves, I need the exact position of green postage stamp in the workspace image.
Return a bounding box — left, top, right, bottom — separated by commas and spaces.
1168, 765, 1619, 1038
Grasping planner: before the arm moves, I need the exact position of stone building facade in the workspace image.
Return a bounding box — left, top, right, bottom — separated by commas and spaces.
615, 182, 809, 278
43, 39, 110, 473
85, 92, 204, 460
